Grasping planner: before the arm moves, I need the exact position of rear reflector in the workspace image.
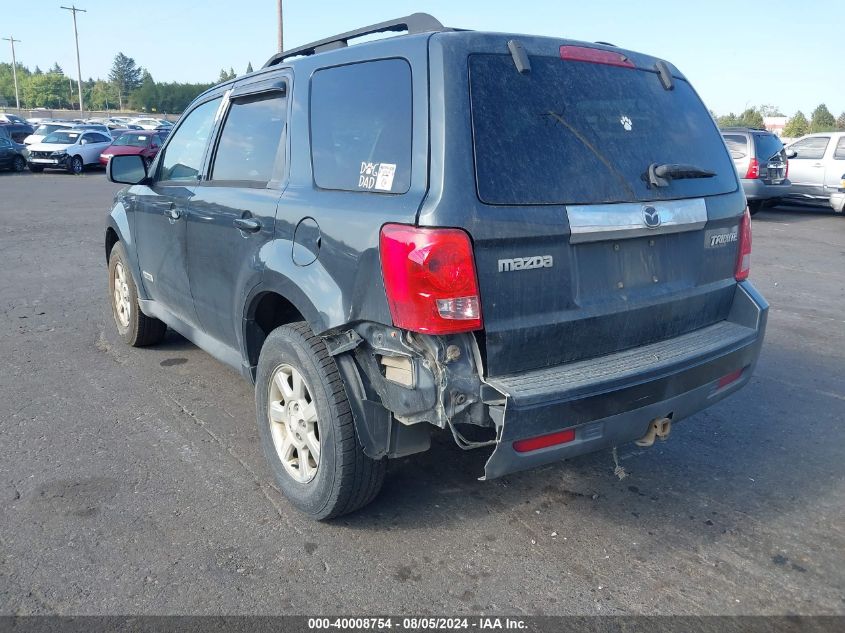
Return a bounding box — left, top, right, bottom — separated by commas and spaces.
380, 224, 483, 335
735, 207, 752, 281
717, 368, 744, 389
513, 428, 576, 453
560, 45, 634, 68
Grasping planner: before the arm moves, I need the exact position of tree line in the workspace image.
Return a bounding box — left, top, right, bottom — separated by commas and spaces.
0, 53, 255, 114
714, 104, 845, 136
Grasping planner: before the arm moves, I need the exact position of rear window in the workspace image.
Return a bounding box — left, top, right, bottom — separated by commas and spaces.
469, 54, 737, 205
310, 59, 412, 194
753, 133, 784, 161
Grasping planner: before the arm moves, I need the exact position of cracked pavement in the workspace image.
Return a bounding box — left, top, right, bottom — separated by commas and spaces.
0, 171, 843, 615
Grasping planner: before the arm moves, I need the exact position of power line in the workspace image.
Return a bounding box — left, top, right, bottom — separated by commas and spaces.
1, 36, 21, 108
60, 4, 86, 112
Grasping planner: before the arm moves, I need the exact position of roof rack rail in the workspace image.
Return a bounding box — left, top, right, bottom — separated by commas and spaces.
262, 13, 447, 68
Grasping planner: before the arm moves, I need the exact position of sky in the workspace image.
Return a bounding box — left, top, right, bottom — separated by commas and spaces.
2, 0, 842, 117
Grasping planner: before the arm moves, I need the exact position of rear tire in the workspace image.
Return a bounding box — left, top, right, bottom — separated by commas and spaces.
748, 200, 763, 215
108, 242, 167, 347
255, 322, 386, 520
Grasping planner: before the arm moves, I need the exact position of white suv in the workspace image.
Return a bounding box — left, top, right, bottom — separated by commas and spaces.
785, 132, 845, 212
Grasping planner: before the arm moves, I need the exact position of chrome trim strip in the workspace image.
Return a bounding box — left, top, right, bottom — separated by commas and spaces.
566, 198, 708, 243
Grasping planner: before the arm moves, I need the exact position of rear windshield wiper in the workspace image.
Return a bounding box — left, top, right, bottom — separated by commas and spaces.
646, 163, 716, 188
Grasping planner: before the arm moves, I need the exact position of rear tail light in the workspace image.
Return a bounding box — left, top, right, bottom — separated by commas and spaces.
744, 157, 759, 179
513, 428, 576, 453
735, 207, 752, 281
379, 224, 483, 334
560, 45, 634, 68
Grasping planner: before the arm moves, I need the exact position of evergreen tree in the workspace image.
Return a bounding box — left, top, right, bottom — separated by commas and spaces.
246, 62, 254, 74
836, 112, 845, 131
809, 104, 836, 133
108, 53, 142, 110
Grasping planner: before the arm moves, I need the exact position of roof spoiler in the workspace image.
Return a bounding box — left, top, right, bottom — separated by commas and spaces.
262, 13, 448, 68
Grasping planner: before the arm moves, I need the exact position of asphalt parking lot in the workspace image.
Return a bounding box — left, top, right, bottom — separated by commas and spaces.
0, 170, 843, 616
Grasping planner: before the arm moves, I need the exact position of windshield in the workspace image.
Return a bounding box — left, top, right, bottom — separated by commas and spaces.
469, 54, 737, 205
41, 131, 81, 145
113, 134, 150, 147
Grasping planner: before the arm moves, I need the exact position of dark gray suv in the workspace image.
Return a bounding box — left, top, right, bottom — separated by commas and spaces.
105, 14, 768, 519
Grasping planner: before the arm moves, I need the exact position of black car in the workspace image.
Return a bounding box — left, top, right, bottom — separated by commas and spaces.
105, 13, 767, 520
0, 122, 34, 144
0, 136, 27, 171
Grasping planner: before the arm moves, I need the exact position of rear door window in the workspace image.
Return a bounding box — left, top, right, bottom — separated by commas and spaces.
310, 59, 412, 194
834, 137, 845, 160
469, 54, 737, 205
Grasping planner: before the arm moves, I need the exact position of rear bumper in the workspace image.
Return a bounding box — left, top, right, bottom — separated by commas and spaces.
481, 281, 768, 479
741, 178, 790, 201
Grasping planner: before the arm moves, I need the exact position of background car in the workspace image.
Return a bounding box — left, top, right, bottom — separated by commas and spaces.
785, 132, 845, 210
99, 130, 166, 167
0, 136, 27, 172
721, 127, 790, 214
129, 117, 172, 130
27, 129, 113, 174
0, 113, 28, 125
0, 121, 35, 144
23, 121, 73, 145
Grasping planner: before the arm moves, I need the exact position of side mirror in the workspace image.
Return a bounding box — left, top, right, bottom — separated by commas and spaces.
108, 154, 148, 185
80, 139, 88, 145
785, 148, 797, 158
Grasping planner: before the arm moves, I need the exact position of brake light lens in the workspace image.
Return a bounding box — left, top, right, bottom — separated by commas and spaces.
379, 224, 482, 334
513, 429, 576, 453
560, 45, 634, 68
745, 157, 759, 179
735, 207, 752, 281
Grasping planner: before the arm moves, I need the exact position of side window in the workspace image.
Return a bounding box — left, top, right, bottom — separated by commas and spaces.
0, 138, 11, 148
790, 137, 829, 160
722, 134, 747, 159
310, 58, 412, 193
158, 97, 222, 182
210, 91, 286, 183
834, 137, 845, 160
91, 133, 110, 143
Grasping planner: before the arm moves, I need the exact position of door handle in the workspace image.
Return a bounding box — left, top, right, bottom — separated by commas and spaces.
165, 206, 182, 220
233, 217, 261, 233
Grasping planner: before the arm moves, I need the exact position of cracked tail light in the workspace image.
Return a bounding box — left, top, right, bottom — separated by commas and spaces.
735, 207, 752, 281
745, 157, 760, 179
379, 224, 483, 334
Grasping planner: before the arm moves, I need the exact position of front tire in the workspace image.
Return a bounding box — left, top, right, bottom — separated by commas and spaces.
68, 155, 84, 175
108, 242, 166, 346
256, 322, 386, 520
12, 155, 25, 172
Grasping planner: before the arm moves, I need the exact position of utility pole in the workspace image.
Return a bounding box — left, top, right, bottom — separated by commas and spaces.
277, 0, 284, 52
60, 4, 86, 113
2, 36, 21, 109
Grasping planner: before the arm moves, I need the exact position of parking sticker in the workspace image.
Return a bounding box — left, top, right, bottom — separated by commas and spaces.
359, 162, 397, 191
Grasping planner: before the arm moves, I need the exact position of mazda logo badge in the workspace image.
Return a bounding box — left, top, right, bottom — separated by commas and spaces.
643, 206, 661, 228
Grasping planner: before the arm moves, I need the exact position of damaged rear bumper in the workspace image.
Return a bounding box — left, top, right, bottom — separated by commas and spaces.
481, 281, 768, 479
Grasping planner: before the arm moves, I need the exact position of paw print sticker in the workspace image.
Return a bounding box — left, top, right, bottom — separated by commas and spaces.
620, 115, 633, 131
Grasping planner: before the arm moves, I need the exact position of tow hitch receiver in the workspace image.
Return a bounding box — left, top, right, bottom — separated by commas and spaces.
635, 416, 673, 448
